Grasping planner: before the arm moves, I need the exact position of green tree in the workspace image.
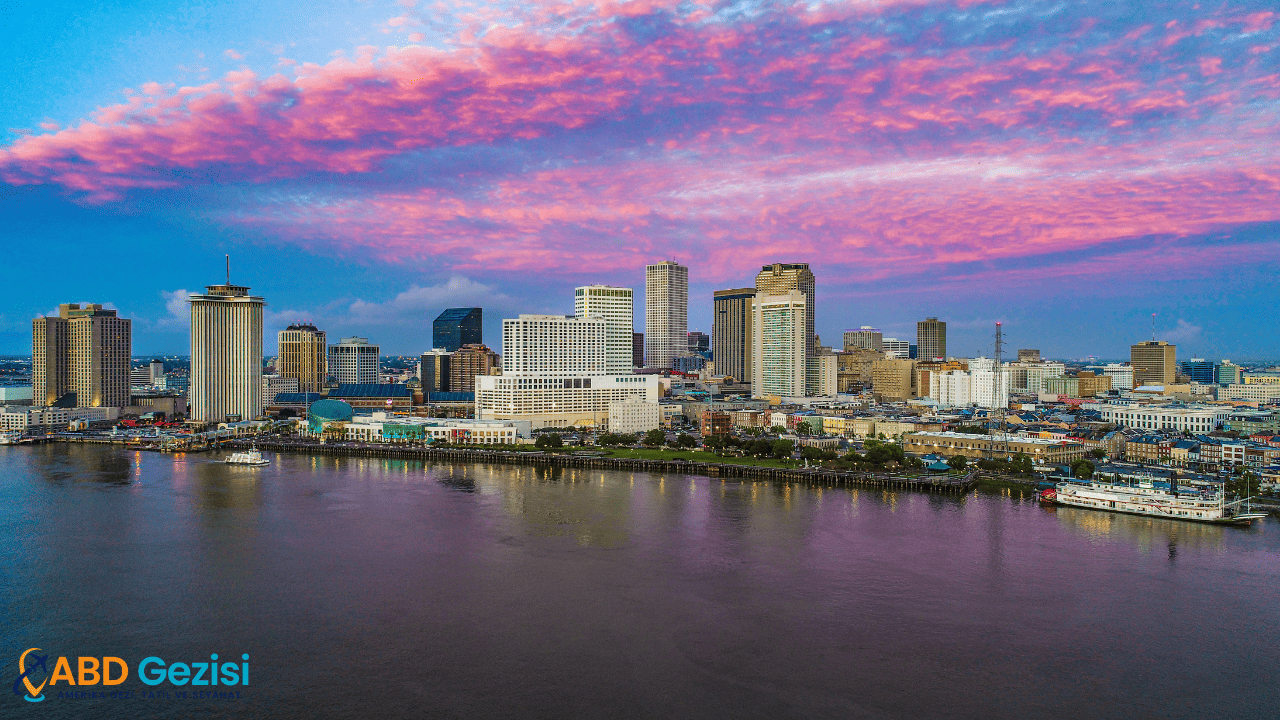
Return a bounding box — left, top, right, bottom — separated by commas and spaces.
644, 429, 666, 447
1087, 448, 1106, 459
676, 433, 696, 448
769, 425, 787, 435
770, 439, 795, 459
948, 455, 968, 471
1011, 453, 1034, 475
535, 434, 564, 450
1070, 458, 1095, 479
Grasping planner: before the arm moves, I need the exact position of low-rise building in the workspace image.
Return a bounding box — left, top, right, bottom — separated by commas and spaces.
903, 431, 1085, 464
1090, 403, 1228, 433
608, 400, 660, 434
0, 405, 119, 431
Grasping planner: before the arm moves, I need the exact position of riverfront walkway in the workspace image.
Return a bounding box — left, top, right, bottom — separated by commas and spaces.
230, 440, 979, 495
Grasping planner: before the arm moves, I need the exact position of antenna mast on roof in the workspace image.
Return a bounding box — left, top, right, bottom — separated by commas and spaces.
993, 322, 1010, 461
226, 254, 231, 285
1151, 313, 1156, 342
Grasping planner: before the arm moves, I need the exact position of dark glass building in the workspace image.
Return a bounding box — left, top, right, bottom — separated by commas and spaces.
433, 308, 482, 352
1180, 358, 1215, 383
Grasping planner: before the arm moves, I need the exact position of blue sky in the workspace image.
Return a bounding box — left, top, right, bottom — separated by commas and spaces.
1, 0, 1277, 360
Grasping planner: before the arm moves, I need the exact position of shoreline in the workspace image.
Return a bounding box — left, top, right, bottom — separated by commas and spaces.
226, 439, 979, 495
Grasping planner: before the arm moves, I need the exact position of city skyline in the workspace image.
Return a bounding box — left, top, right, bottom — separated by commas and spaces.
1, 1, 1277, 360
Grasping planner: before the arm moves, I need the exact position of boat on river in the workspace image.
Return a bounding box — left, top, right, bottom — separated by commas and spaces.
1040, 476, 1266, 525
226, 447, 270, 466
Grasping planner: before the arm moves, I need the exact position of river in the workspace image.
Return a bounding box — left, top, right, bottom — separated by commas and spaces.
2, 443, 1277, 719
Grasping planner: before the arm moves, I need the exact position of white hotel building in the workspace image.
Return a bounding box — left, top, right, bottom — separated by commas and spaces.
751, 291, 807, 398
1087, 403, 1229, 433
575, 285, 634, 375
476, 314, 658, 429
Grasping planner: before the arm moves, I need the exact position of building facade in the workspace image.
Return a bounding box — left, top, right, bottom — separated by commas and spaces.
645, 261, 689, 368
751, 292, 807, 398
882, 338, 911, 359
755, 263, 816, 393
916, 317, 946, 361
503, 315, 606, 376
432, 308, 482, 352
872, 358, 917, 402
608, 399, 661, 434
190, 283, 264, 423
475, 374, 659, 429
1130, 341, 1176, 386
277, 323, 327, 393
843, 327, 883, 352
1180, 358, 1215, 383
450, 344, 500, 394
632, 332, 644, 368
33, 303, 132, 408
904, 431, 1084, 464
328, 337, 380, 385
1089, 403, 1228, 433
575, 285, 635, 375
418, 350, 453, 393
712, 288, 755, 383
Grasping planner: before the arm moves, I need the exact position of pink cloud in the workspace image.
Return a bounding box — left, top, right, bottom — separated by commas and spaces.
224, 49, 244, 60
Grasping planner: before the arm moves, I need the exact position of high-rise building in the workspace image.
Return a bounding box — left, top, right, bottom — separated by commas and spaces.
755, 264, 816, 393
450, 344, 500, 394
632, 332, 644, 368
277, 323, 327, 393
476, 312, 657, 429
882, 338, 911, 359
432, 308, 482, 352
1216, 361, 1242, 385
1017, 349, 1041, 362
1100, 362, 1134, 391
713, 288, 755, 383
751, 292, 807, 398
843, 326, 883, 352
190, 283, 264, 423
871, 358, 917, 402
32, 303, 132, 408
328, 337, 380, 385
130, 366, 154, 388
503, 315, 606, 376
687, 331, 709, 354
261, 375, 300, 407
916, 317, 946, 361
418, 350, 452, 393
1130, 341, 1176, 386
1180, 358, 1215, 383
645, 261, 688, 368
574, 285, 634, 374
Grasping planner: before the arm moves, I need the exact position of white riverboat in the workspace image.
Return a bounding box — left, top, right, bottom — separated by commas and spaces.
225, 447, 270, 466
1041, 476, 1266, 525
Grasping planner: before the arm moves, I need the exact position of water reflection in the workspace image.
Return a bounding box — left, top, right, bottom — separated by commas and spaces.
26, 443, 134, 486
1044, 503, 1232, 552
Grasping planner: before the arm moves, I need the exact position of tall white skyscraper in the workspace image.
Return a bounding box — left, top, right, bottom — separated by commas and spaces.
751, 292, 807, 398
328, 337, 380, 385
645, 261, 688, 368
190, 282, 264, 423
574, 285, 634, 375
502, 315, 606, 376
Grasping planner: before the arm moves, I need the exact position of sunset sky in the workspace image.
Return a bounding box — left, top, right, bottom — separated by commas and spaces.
1, 0, 1277, 359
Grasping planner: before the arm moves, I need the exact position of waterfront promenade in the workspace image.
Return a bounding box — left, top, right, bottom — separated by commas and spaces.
229, 439, 980, 495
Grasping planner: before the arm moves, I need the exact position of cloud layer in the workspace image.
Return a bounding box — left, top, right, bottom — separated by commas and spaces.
2, 0, 1278, 302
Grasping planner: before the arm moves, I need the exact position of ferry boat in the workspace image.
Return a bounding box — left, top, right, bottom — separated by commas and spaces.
0, 430, 20, 445
1040, 476, 1266, 526
225, 447, 270, 466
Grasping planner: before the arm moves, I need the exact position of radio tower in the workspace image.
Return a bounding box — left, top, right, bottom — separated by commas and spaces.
992, 322, 1010, 460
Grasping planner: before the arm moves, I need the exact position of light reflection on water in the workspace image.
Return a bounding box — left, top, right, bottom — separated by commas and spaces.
1, 443, 1277, 720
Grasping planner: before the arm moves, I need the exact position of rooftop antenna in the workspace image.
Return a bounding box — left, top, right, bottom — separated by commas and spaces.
1151, 313, 1156, 342
226, 254, 231, 285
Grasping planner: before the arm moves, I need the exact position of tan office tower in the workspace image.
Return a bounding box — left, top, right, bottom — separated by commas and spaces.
1131, 341, 1176, 386
751, 292, 807, 398
575, 285, 635, 375
713, 288, 755, 383
190, 282, 265, 423
843, 326, 883, 352
755, 263, 816, 393
450, 343, 500, 394
32, 303, 131, 408
917, 317, 946, 361
277, 323, 327, 393
645, 261, 688, 368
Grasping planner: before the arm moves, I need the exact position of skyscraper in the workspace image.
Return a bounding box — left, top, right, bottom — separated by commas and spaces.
755, 263, 817, 393
632, 332, 644, 368
450, 344, 500, 394
328, 337, 380, 385
32, 303, 132, 408
278, 323, 327, 393
1179, 358, 1215, 383
916, 317, 947, 361
751, 291, 807, 398
190, 282, 264, 423
713, 288, 755, 383
687, 331, 709, 354
419, 349, 452, 393
575, 285, 634, 375
1131, 341, 1176, 386
433, 308, 482, 352
645, 261, 688, 368
843, 326, 883, 352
